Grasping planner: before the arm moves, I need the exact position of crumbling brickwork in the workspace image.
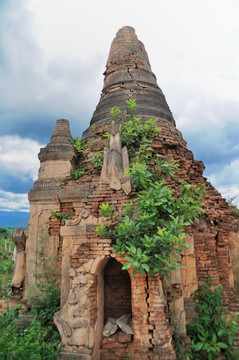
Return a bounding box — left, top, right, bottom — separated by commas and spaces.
24, 26, 239, 359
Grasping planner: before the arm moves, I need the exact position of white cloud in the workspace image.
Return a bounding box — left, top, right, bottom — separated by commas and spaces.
0, 136, 44, 181
2, 0, 239, 134
208, 159, 239, 186
207, 158, 239, 202
0, 0, 239, 212
0, 190, 29, 212
177, 95, 223, 135
217, 186, 239, 205
0, 1, 104, 131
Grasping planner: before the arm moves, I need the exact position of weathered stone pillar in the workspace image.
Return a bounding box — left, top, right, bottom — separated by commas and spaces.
11, 228, 26, 292
24, 119, 76, 301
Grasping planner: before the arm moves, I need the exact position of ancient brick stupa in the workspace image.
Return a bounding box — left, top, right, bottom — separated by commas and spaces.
14, 26, 239, 359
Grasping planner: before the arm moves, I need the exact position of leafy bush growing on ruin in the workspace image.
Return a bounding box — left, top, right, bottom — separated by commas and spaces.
97, 158, 204, 278
71, 99, 159, 176
110, 105, 122, 123
121, 99, 159, 156
88, 151, 104, 170
106, 99, 159, 156
187, 277, 239, 360
72, 137, 88, 152
70, 166, 85, 180
50, 210, 72, 225
96, 100, 205, 278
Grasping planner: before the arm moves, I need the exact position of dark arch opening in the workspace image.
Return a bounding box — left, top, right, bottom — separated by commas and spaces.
104, 258, 131, 321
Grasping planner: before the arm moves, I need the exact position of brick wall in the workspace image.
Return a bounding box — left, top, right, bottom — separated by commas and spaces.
50, 120, 239, 358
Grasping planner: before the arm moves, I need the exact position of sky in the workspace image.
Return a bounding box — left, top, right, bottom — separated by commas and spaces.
0, 0, 239, 212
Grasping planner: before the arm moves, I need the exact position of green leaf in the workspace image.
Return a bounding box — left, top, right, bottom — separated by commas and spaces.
122, 262, 131, 270
208, 353, 213, 360
212, 333, 217, 344
217, 342, 228, 349
141, 263, 150, 272
228, 335, 233, 346
125, 256, 133, 263
211, 346, 219, 355
137, 247, 142, 256
130, 246, 137, 254
218, 328, 225, 337
194, 342, 203, 351
140, 267, 145, 276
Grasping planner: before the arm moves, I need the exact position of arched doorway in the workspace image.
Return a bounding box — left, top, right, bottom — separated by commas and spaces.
104, 257, 131, 321
100, 258, 133, 359
94, 257, 133, 360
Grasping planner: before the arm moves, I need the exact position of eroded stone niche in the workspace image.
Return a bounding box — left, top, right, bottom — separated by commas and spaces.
99, 257, 134, 360
104, 258, 131, 321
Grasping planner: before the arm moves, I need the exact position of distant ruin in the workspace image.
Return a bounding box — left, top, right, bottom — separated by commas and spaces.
14, 26, 239, 359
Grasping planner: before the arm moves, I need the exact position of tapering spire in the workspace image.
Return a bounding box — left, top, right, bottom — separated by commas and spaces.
88, 26, 175, 131
38, 119, 75, 162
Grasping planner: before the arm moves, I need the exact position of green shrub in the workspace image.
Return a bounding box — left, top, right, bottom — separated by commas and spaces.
96, 100, 205, 278
0, 231, 62, 359
0, 277, 62, 359
0, 234, 14, 299
72, 137, 88, 152
187, 277, 239, 360
110, 106, 121, 123
50, 209, 72, 225
70, 166, 85, 180
0, 304, 22, 328
88, 151, 104, 170
0, 315, 61, 359
121, 99, 159, 156
173, 334, 188, 360
97, 160, 204, 278
28, 278, 60, 326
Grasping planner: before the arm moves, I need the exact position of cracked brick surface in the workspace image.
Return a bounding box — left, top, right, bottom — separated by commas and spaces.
25, 26, 239, 359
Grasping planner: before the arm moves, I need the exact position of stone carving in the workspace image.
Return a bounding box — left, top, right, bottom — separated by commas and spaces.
54, 284, 93, 349
65, 210, 89, 226
11, 228, 26, 290
55, 318, 72, 337
68, 286, 88, 305
100, 122, 131, 194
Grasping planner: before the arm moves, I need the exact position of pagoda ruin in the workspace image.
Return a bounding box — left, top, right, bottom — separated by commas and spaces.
14, 26, 239, 360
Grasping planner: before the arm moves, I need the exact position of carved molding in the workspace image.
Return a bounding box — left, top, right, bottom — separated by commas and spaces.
54, 284, 93, 348
54, 317, 72, 337
100, 122, 131, 194
65, 210, 90, 226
